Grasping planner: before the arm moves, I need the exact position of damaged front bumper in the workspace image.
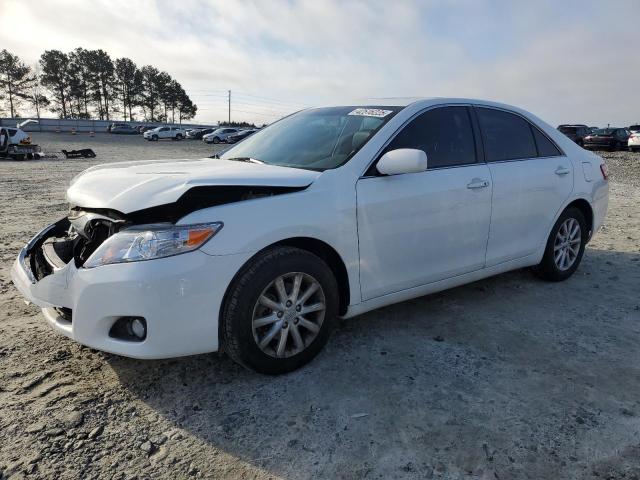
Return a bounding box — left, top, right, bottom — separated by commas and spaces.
11, 219, 254, 359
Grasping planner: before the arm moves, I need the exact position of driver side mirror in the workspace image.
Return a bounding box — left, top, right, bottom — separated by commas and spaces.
376, 148, 428, 176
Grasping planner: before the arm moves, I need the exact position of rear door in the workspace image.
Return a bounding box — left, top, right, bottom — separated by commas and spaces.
476, 107, 573, 266
356, 105, 493, 300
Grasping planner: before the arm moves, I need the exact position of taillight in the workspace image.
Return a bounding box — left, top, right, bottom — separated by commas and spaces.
600, 163, 609, 180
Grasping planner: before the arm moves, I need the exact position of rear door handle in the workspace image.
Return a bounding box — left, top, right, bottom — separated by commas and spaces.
555, 166, 571, 176
467, 179, 490, 189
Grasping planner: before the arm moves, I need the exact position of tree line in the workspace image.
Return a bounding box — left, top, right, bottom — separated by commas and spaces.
0, 48, 197, 123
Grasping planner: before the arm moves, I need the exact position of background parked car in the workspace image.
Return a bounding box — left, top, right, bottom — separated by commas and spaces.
557, 124, 590, 146
137, 125, 157, 134
109, 123, 138, 134
202, 127, 240, 144
628, 124, 640, 133
628, 132, 640, 152
583, 128, 630, 151
143, 126, 187, 141
226, 129, 257, 144
187, 128, 216, 140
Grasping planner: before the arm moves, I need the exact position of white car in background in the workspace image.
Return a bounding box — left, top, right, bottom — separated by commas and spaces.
143, 126, 186, 141
11, 98, 609, 374
628, 125, 640, 152
202, 127, 240, 144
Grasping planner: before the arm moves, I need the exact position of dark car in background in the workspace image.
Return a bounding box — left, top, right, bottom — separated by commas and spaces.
557, 124, 590, 146
186, 128, 215, 140
108, 123, 138, 134
583, 128, 630, 151
226, 129, 258, 144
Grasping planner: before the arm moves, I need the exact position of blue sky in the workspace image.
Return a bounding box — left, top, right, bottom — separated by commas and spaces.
1, 0, 638, 126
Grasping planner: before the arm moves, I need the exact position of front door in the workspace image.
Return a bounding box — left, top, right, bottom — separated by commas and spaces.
356, 106, 492, 300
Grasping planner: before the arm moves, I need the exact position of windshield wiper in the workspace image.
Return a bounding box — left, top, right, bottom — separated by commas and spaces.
226, 157, 264, 164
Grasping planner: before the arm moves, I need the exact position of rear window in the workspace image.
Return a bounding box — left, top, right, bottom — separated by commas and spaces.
558, 126, 577, 134
8, 129, 17, 135
593, 128, 615, 135
476, 108, 537, 161
629, 125, 640, 132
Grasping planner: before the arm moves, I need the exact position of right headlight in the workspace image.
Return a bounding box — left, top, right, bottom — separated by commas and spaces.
83, 222, 223, 268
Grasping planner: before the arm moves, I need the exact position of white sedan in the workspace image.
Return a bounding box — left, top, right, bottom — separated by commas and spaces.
628, 131, 640, 152
143, 126, 186, 141
11, 98, 609, 374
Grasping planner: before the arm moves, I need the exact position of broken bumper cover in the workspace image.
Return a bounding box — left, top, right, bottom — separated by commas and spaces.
11, 222, 253, 359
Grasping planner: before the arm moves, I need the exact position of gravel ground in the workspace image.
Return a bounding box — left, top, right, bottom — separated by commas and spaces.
1, 133, 639, 480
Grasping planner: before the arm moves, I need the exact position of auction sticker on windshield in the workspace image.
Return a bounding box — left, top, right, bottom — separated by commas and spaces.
348, 108, 393, 118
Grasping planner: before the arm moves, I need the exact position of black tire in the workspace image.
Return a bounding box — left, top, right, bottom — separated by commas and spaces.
152, 134, 158, 141
213, 137, 220, 144
176, 134, 183, 140
221, 246, 338, 374
532, 207, 587, 282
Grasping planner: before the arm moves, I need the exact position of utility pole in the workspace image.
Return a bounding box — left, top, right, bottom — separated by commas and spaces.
228, 90, 231, 125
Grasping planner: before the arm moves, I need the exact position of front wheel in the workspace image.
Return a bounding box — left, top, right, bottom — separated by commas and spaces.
212, 137, 220, 144
532, 207, 587, 282
152, 135, 158, 141
221, 246, 338, 374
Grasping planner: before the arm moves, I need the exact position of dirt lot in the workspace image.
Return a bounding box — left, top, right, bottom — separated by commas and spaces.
1, 133, 639, 479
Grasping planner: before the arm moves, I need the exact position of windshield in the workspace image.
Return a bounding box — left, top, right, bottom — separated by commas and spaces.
220, 106, 401, 170
593, 128, 615, 135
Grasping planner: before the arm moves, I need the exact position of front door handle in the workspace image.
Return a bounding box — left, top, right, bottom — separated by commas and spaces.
555, 166, 571, 176
467, 179, 490, 189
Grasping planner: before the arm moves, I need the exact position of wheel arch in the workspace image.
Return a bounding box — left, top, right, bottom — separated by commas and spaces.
219, 236, 351, 343
565, 198, 594, 239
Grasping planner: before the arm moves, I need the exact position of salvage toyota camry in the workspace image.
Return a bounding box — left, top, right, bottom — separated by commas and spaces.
12, 98, 609, 374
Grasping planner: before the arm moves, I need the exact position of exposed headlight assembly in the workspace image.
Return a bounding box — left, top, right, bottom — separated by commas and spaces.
83, 222, 223, 268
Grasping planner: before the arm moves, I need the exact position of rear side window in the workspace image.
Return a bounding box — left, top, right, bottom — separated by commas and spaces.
532, 128, 562, 157
477, 108, 537, 161
385, 106, 476, 168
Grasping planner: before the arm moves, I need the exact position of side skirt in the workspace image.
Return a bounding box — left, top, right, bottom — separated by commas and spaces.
341, 252, 541, 319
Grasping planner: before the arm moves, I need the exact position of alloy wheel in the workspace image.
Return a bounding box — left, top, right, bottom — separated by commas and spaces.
554, 217, 581, 271
252, 272, 326, 358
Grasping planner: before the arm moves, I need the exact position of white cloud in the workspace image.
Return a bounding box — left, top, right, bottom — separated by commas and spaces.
1, 0, 638, 126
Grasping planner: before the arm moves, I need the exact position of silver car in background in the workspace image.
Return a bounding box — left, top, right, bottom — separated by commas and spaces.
202, 127, 240, 144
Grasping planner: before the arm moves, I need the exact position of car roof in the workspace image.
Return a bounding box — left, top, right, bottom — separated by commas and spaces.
315, 97, 542, 115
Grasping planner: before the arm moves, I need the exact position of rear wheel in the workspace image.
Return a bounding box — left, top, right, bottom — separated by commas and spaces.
221, 246, 338, 374
532, 207, 587, 282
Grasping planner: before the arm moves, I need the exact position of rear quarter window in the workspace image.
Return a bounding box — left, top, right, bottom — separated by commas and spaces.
532, 128, 562, 157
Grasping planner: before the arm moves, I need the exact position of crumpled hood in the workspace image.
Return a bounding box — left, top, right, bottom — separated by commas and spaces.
66, 158, 321, 213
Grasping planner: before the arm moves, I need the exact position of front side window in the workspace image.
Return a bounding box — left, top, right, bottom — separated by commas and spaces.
477, 107, 537, 161
220, 106, 401, 171
383, 106, 476, 168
